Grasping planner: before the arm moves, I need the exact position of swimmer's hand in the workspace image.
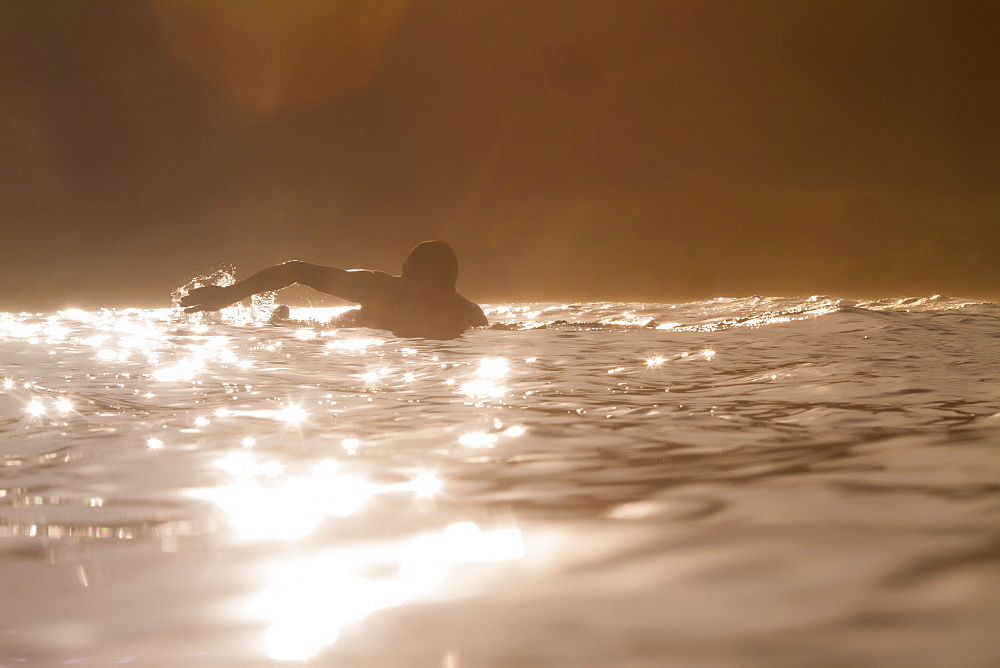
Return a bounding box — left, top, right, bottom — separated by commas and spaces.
179, 285, 236, 313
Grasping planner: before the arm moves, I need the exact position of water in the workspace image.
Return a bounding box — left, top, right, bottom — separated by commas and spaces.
1, 296, 998, 666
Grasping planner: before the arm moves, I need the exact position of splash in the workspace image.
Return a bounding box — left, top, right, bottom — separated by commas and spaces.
171, 265, 278, 324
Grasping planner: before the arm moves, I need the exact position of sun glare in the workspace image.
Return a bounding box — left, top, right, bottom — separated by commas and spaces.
411, 472, 441, 497
278, 404, 307, 425
459, 432, 497, 448
258, 520, 525, 661
477, 357, 508, 379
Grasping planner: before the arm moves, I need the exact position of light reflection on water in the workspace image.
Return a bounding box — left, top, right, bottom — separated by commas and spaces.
0, 297, 998, 665
192, 440, 525, 660
257, 520, 524, 661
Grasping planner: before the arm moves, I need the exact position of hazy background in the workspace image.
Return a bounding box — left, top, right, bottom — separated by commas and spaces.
1, 0, 997, 310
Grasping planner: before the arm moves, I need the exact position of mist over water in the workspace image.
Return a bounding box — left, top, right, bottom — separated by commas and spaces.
1, 296, 998, 665
2, 1, 999, 310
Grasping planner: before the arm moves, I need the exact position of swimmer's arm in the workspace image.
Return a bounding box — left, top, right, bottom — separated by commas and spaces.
283, 262, 393, 302
180, 261, 392, 312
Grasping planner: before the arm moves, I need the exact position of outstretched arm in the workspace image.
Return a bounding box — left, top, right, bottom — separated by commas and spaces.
179, 261, 391, 313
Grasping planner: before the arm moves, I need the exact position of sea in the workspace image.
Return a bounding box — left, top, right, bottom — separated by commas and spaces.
1, 296, 998, 667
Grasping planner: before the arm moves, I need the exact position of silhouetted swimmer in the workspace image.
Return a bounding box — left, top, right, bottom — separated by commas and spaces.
179, 241, 488, 339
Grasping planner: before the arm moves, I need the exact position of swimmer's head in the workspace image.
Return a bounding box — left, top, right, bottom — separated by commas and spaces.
401, 240, 458, 293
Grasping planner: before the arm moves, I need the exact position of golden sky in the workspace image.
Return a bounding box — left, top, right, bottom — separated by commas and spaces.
0, 1, 997, 308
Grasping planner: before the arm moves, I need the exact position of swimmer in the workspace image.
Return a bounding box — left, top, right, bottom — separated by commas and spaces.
179, 240, 488, 339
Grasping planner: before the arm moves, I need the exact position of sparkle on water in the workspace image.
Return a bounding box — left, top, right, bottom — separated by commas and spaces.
0, 296, 998, 665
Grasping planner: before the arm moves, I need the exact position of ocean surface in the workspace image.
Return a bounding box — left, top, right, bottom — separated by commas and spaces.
1, 296, 998, 667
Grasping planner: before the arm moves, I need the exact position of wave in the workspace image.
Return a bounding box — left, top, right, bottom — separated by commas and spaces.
480, 295, 993, 333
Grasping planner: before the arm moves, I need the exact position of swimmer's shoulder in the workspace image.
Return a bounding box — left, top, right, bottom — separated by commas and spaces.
455, 294, 488, 327
350, 270, 400, 304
